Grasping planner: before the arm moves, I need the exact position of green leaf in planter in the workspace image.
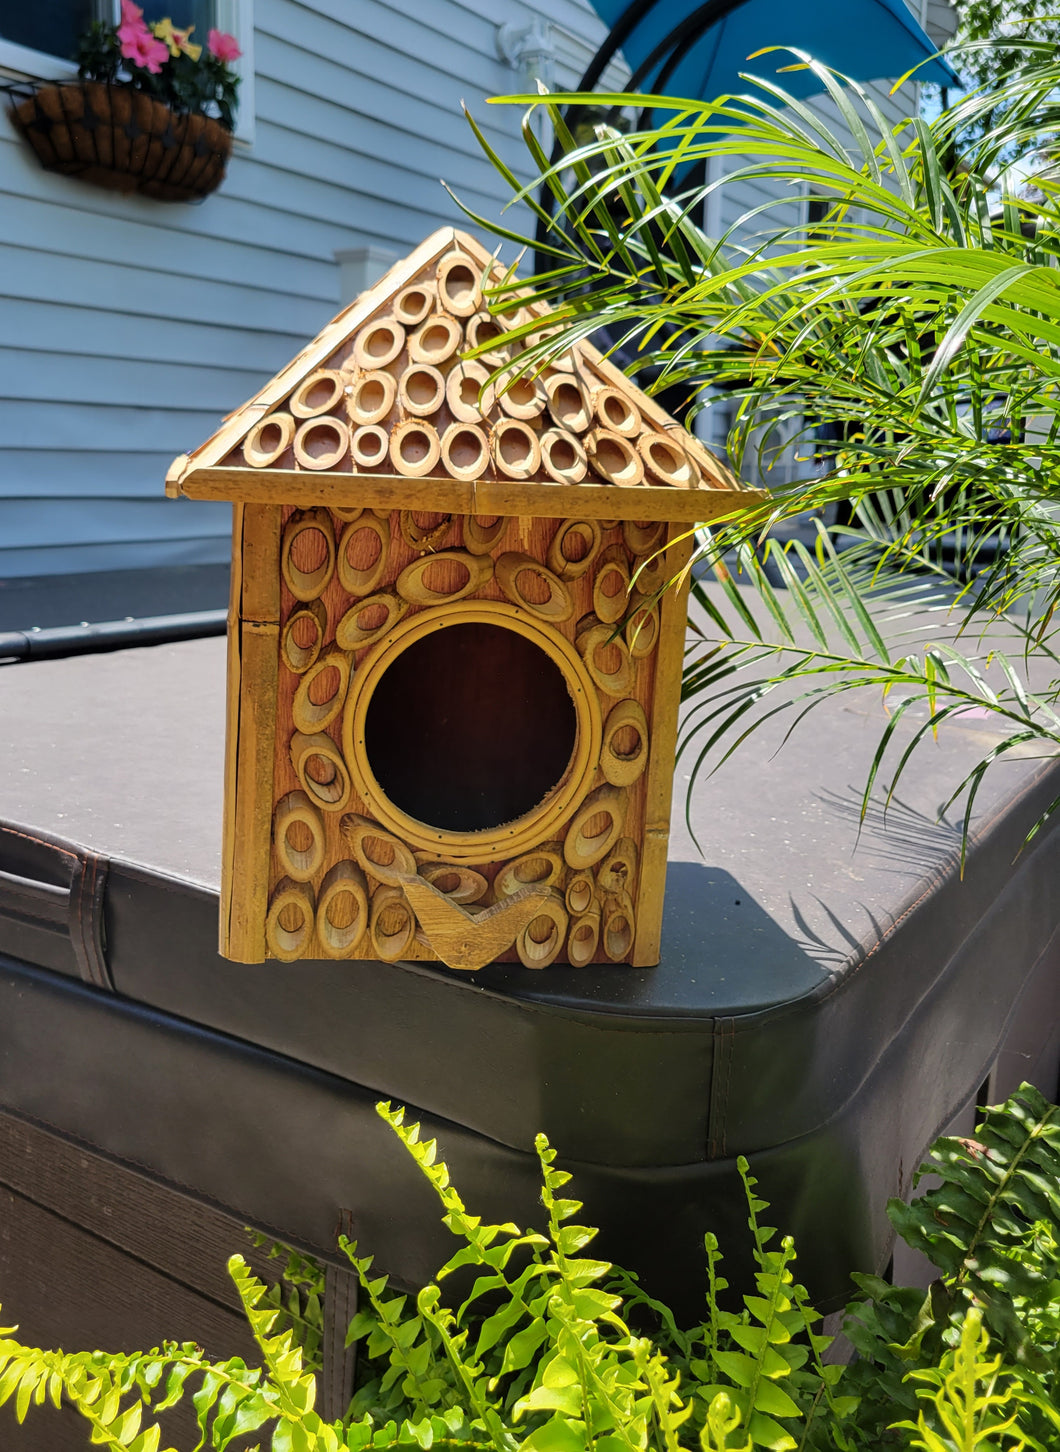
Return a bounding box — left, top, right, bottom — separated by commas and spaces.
515, 1413, 586, 1452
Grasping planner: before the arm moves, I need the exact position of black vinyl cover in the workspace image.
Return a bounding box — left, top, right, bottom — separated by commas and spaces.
0, 607, 1057, 1313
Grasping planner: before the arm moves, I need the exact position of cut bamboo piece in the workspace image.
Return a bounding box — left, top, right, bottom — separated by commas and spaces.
440, 422, 490, 481
585, 429, 644, 487
401, 874, 549, 970
602, 891, 635, 962
340, 813, 418, 884
345, 370, 396, 426
623, 518, 667, 556
624, 592, 660, 658
338, 514, 390, 597
638, 430, 700, 488
576, 618, 635, 697
465, 310, 509, 365
515, 891, 568, 969
563, 785, 625, 870
547, 518, 601, 580
436, 251, 483, 316
280, 598, 327, 674
498, 373, 546, 420
600, 699, 649, 787
408, 313, 461, 365
597, 836, 639, 896
294, 417, 349, 471
351, 424, 389, 469
291, 647, 351, 734
491, 419, 540, 480
631, 548, 670, 595
397, 363, 445, 417
369, 884, 416, 961
463, 514, 506, 555
281, 509, 335, 601
495, 552, 573, 622
399, 510, 452, 550
494, 845, 565, 900
567, 911, 600, 967
593, 543, 632, 625
315, 860, 369, 958
446, 360, 494, 422
273, 790, 325, 882
335, 591, 408, 651
390, 419, 440, 477
593, 386, 641, 437
564, 870, 595, 917
393, 279, 436, 328
540, 429, 587, 485
290, 730, 352, 812
396, 549, 493, 606
418, 862, 488, 904
544, 374, 590, 434
333, 506, 363, 523
244, 412, 294, 468
266, 878, 315, 962
353, 318, 405, 370
531, 325, 576, 372
290, 369, 344, 419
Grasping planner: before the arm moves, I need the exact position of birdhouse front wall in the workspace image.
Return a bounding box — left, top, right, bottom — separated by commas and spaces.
225, 501, 691, 969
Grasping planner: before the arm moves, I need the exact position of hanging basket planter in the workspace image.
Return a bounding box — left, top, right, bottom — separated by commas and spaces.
6, 80, 232, 203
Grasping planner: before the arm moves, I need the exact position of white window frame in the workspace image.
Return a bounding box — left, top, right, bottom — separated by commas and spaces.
0, 0, 254, 145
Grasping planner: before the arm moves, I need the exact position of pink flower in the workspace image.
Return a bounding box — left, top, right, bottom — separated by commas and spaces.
119, 0, 144, 22
207, 28, 241, 62
119, 22, 170, 73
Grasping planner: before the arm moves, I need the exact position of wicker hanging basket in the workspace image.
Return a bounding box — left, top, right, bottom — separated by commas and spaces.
6, 80, 232, 203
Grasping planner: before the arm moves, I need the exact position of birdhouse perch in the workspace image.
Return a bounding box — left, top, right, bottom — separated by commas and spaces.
166, 228, 758, 969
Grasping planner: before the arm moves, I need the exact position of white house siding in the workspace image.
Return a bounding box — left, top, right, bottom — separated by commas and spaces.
0, 0, 614, 580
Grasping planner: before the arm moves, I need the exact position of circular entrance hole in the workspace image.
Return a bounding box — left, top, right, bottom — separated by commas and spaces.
363, 622, 577, 832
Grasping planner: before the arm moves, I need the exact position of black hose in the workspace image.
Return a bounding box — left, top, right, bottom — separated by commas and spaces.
0, 609, 228, 665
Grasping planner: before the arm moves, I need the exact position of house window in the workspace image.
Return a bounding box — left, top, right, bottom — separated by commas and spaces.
0, 2, 96, 62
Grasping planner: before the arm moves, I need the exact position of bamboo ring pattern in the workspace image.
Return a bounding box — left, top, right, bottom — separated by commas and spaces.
547, 519, 601, 580
600, 700, 649, 787
623, 519, 667, 556
338, 515, 390, 597
592, 387, 641, 437
544, 375, 590, 433
399, 510, 452, 550
498, 373, 546, 420
465, 310, 508, 365
353, 318, 405, 370
390, 420, 440, 477
441, 422, 490, 482
290, 731, 352, 811
393, 280, 436, 328
346, 370, 396, 426
631, 550, 669, 595
292, 648, 351, 735
624, 593, 660, 657
494, 846, 565, 900
408, 313, 461, 365
290, 369, 344, 419
495, 553, 573, 622
273, 791, 325, 882
638, 431, 700, 488
332, 506, 363, 523
351, 424, 389, 469
576, 621, 635, 697
335, 592, 408, 651
593, 544, 632, 625
564, 870, 595, 917
340, 812, 418, 885
396, 550, 493, 606
585, 429, 644, 487
243, 411, 294, 467
463, 515, 507, 554
266, 879, 315, 961
418, 862, 488, 904
398, 364, 445, 417
602, 893, 635, 962
516, 891, 568, 969
281, 599, 327, 674
567, 911, 600, 966
540, 428, 587, 485
491, 418, 540, 479
598, 838, 639, 897
315, 861, 369, 958
446, 360, 494, 422
294, 417, 349, 471
281, 509, 335, 601
369, 884, 416, 961
436, 251, 483, 316
563, 785, 625, 870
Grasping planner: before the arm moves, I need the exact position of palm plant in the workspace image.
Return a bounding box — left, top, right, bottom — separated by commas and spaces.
456, 44, 1060, 850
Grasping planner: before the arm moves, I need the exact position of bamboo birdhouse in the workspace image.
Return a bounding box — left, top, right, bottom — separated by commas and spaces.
167, 228, 756, 969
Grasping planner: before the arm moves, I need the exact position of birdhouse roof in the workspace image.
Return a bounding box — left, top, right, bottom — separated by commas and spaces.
165, 227, 756, 523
